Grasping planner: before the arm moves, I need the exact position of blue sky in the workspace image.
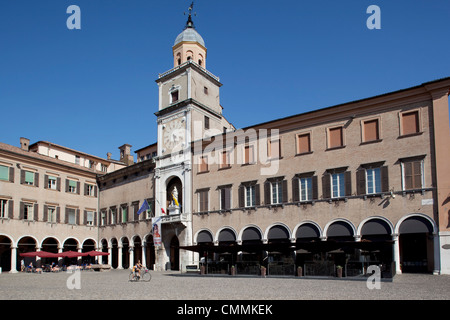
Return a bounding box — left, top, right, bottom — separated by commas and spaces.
1, 0, 449, 160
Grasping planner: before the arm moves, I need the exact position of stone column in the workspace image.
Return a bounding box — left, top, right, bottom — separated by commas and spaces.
433, 232, 441, 275
10, 246, 18, 273
129, 246, 135, 269
107, 246, 112, 266
392, 233, 401, 274
118, 245, 123, 269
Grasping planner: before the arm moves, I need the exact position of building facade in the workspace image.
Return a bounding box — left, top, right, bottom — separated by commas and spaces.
1, 10, 449, 276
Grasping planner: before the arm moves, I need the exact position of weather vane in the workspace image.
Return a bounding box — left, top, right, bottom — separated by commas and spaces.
184, 1, 196, 17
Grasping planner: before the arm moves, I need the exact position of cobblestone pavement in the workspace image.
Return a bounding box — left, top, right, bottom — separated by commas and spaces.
0, 269, 449, 300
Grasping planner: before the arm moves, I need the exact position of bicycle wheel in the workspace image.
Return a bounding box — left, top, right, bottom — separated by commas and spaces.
142, 271, 151, 282
129, 272, 136, 282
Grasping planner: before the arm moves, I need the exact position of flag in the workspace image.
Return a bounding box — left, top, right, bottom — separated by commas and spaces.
137, 199, 149, 215
172, 193, 179, 206
161, 207, 166, 214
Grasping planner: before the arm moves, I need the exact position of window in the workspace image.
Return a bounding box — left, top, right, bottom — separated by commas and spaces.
271, 181, 283, 204
24, 171, 35, 185
219, 186, 232, 210
0, 165, 9, 181
297, 133, 311, 154
204, 116, 210, 130
86, 211, 94, 226
67, 208, 76, 225
204, 86, 208, 95
68, 180, 77, 193
100, 210, 106, 226
47, 206, 56, 223
101, 164, 108, 173
328, 126, 344, 149
171, 90, 179, 103
268, 139, 281, 160
47, 176, 57, 190
75, 155, 80, 165
198, 190, 209, 212
85, 184, 95, 196
220, 151, 231, 169
23, 203, 34, 221
110, 207, 117, 225
121, 206, 128, 223
244, 145, 254, 165
366, 168, 381, 194
300, 177, 313, 201
199, 155, 208, 173
331, 173, 346, 198
401, 110, 420, 136
362, 119, 380, 142
402, 160, 423, 190
0, 199, 7, 218
245, 185, 256, 207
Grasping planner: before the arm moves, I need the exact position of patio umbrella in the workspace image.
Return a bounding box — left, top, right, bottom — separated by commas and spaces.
85, 250, 110, 256
56, 250, 89, 258
20, 251, 59, 258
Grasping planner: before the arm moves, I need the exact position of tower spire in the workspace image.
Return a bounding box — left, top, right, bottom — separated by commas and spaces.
184, 1, 195, 29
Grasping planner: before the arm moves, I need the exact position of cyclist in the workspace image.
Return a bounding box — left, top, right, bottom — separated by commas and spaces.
133, 260, 143, 279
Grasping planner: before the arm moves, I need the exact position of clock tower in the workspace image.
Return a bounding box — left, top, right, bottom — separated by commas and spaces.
153, 4, 234, 271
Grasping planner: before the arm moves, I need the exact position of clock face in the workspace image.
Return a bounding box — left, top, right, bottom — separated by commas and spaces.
163, 119, 185, 152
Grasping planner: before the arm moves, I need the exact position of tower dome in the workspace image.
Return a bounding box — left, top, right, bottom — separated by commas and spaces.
172, 3, 207, 68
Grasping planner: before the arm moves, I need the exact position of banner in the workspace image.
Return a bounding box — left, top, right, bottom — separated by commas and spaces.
152, 216, 162, 247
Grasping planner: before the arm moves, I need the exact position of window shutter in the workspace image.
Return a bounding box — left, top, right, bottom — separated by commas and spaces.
255, 184, 260, 206
57, 177, 61, 191
345, 171, 352, 196
264, 182, 271, 205
44, 175, 49, 189
19, 202, 24, 220
65, 179, 69, 192
76, 181, 80, 195
9, 167, 14, 183
94, 212, 97, 226
94, 186, 98, 197
239, 185, 245, 208
8, 200, 14, 219
84, 210, 87, 225
20, 170, 25, 185
292, 178, 299, 202
220, 189, 226, 210
225, 188, 231, 209
84, 184, 88, 196
56, 207, 61, 223
34, 173, 39, 187
43, 205, 48, 222
322, 174, 331, 199
34, 203, 38, 221
65, 208, 69, 224
356, 169, 366, 195
381, 166, 389, 192
76, 209, 80, 225
282, 180, 288, 203
312, 176, 318, 200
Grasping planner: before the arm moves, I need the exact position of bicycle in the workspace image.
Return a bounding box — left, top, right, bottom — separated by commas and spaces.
129, 268, 151, 282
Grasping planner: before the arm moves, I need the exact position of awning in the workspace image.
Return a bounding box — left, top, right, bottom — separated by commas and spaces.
20, 251, 59, 258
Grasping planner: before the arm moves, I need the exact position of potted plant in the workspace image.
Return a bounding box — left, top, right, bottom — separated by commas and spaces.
336, 265, 343, 278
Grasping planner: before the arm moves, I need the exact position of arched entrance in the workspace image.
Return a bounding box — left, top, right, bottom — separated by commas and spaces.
62, 238, 79, 266
145, 235, 155, 270
121, 237, 130, 269
133, 236, 142, 266
41, 237, 59, 267
170, 236, 179, 271
82, 239, 96, 264
267, 224, 294, 276
111, 238, 118, 269
240, 227, 263, 275
17, 236, 37, 270
101, 239, 108, 264
399, 215, 435, 273
0, 235, 12, 272
295, 222, 321, 276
